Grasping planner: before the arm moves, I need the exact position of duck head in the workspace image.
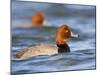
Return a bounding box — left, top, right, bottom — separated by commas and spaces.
31, 11, 45, 27
56, 24, 78, 53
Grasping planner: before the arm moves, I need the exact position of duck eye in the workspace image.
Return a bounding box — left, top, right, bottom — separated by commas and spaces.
66, 30, 68, 33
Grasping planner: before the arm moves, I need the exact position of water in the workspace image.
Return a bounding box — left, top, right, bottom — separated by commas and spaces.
11, 0, 96, 74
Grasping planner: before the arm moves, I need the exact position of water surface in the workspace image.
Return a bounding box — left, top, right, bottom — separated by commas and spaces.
11, 1, 96, 74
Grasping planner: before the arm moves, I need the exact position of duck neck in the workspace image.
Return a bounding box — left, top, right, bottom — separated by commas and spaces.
57, 43, 70, 53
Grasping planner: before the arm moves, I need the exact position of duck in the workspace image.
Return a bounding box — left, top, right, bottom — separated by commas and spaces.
31, 11, 45, 27
15, 24, 78, 59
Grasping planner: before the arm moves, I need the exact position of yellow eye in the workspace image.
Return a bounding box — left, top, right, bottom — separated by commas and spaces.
66, 30, 68, 32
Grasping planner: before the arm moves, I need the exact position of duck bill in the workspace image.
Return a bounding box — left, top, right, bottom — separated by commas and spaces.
71, 31, 78, 38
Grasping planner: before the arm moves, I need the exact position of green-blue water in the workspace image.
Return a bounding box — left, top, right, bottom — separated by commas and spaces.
11, 0, 96, 74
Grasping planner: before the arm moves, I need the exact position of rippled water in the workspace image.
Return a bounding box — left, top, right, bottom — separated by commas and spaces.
11, 0, 96, 74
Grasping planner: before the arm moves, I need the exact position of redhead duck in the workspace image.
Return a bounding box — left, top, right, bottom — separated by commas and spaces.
15, 25, 78, 59
31, 11, 45, 27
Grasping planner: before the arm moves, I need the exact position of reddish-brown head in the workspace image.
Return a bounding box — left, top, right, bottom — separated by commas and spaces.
31, 11, 45, 27
56, 24, 78, 45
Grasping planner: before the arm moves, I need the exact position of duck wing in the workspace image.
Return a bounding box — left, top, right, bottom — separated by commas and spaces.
15, 44, 58, 59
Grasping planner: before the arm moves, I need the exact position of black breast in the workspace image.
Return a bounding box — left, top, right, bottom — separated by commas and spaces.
57, 43, 70, 53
